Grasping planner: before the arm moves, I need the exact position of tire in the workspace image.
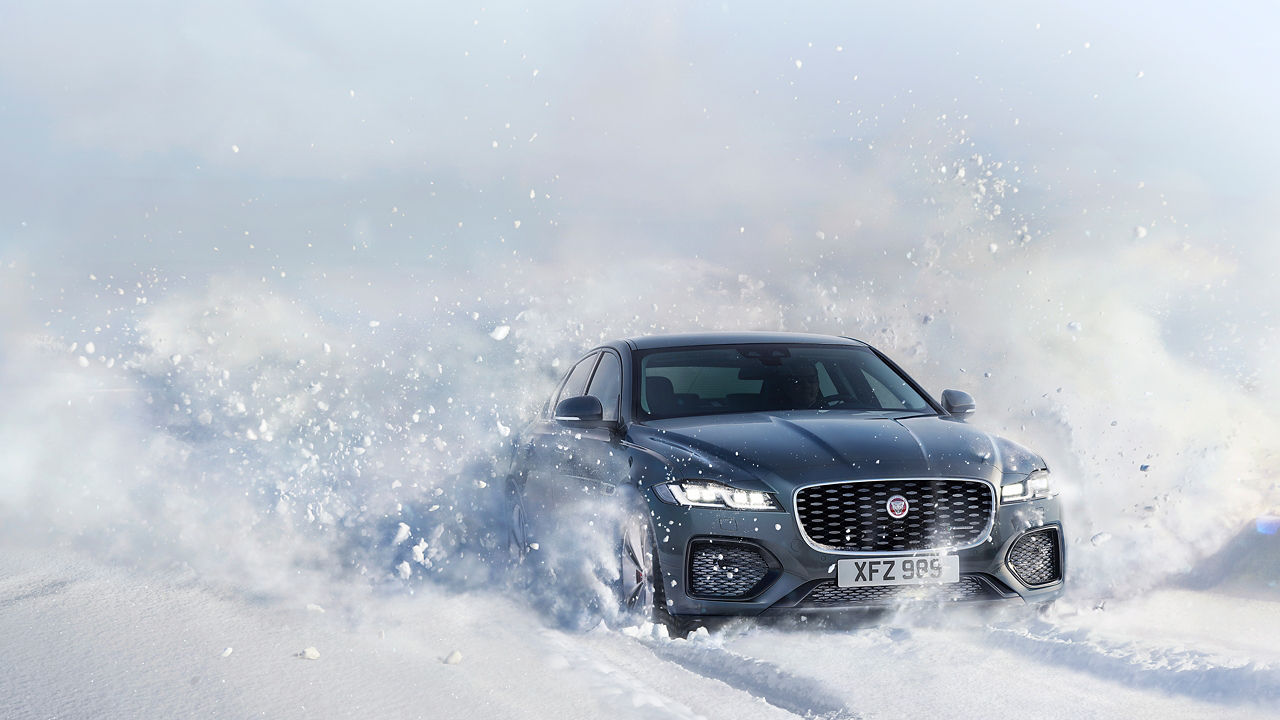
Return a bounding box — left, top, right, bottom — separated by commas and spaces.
506, 481, 531, 564
619, 506, 692, 638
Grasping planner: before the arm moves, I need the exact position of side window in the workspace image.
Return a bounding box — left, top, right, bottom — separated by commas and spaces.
586, 352, 622, 421
555, 353, 600, 409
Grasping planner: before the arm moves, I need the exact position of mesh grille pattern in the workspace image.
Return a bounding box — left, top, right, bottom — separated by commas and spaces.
802, 576, 989, 607
1008, 528, 1062, 586
796, 479, 993, 552
689, 543, 770, 598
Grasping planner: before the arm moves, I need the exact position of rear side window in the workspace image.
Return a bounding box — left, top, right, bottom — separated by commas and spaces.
555, 353, 600, 409
586, 352, 622, 421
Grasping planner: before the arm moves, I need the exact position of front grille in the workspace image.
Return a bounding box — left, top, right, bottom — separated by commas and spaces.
801, 576, 991, 607
1008, 528, 1062, 586
688, 541, 771, 599
795, 479, 993, 552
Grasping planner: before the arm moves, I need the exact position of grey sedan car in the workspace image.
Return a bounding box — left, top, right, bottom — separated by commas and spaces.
506, 332, 1065, 632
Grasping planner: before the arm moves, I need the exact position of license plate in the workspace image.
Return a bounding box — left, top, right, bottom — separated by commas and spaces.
837, 555, 960, 587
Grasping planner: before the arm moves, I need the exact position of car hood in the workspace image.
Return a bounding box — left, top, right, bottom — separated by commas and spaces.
629, 411, 1044, 490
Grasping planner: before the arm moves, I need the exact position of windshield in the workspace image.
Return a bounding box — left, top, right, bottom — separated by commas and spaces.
635, 344, 934, 420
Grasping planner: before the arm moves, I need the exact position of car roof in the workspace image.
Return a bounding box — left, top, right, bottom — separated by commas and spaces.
622, 331, 869, 350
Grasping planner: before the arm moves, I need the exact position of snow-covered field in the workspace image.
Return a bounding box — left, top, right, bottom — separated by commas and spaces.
3, 1, 1280, 718
4, 539, 1280, 719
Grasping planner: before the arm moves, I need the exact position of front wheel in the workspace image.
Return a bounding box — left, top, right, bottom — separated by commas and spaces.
619, 508, 692, 638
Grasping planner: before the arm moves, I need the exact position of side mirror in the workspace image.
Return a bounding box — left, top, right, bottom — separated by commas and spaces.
554, 395, 616, 429
941, 389, 976, 417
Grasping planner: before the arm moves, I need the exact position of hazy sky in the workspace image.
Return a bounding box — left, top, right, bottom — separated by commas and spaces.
2, 1, 1277, 280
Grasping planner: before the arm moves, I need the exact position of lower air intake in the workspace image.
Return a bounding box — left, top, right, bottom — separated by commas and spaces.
1008, 528, 1063, 587
688, 541, 771, 599
801, 576, 991, 607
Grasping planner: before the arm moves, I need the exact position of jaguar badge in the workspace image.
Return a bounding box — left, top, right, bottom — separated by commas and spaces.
886, 494, 910, 519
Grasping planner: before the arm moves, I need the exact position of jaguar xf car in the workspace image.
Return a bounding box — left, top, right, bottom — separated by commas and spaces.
505, 332, 1065, 632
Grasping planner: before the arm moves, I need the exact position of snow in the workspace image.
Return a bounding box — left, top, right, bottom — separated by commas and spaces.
6, 265, 1271, 717
393, 523, 412, 546
2, 548, 1278, 718
1, 2, 1277, 718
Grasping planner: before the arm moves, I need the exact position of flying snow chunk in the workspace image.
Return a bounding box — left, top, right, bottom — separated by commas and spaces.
393, 522, 411, 545
497, 418, 511, 437
77, 356, 89, 368
1134, 226, 1149, 239
85, 342, 95, 355
369, 320, 381, 328
1067, 321, 1082, 333
396, 561, 412, 580
299, 647, 320, 660
220, 647, 233, 658
489, 325, 511, 341
444, 650, 463, 665
794, 59, 803, 69
170, 353, 183, 365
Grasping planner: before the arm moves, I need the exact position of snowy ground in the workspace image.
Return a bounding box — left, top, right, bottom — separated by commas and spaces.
4, 537, 1278, 719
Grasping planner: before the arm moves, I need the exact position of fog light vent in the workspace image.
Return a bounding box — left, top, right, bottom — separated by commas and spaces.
688, 541, 770, 599
1008, 528, 1062, 587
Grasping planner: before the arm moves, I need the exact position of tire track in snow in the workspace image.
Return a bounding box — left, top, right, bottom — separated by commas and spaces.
538, 628, 715, 720
539, 624, 856, 719
986, 620, 1280, 706
641, 636, 860, 719
0, 578, 72, 609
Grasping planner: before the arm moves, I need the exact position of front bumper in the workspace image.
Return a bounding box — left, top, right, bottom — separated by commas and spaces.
648, 490, 1065, 617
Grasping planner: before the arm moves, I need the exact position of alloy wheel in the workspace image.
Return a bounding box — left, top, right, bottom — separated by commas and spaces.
620, 513, 656, 612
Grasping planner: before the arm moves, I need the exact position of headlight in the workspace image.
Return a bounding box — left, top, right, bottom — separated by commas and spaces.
1001, 469, 1055, 503
652, 480, 783, 511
